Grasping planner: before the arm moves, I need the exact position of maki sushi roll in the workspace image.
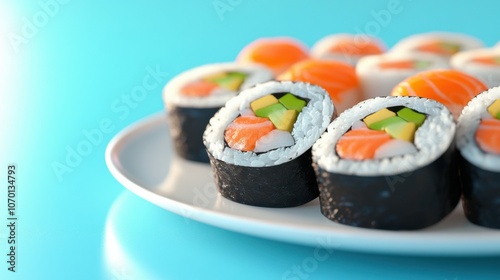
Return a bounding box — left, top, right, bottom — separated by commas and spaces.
163, 62, 273, 163
456, 87, 500, 229
391, 32, 484, 59
277, 59, 361, 113
391, 69, 488, 119
356, 52, 448, 99
310, 34, 386, 65
236, 37, 309, 76
451, 48, 500, 88
203, 81, 334, 207
312, 96, 460, 230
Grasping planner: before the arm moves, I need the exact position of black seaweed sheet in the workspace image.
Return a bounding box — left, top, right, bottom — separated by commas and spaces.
460, 155, 500, 229
314, 145, 461, 230
167, 106, 220, 163
207, 150, 319, 208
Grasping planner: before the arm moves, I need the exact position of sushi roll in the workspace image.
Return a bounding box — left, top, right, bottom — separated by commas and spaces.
311, 34, 386, 65
356, 52, 449, 99
391, 69, 488, 119
312, 96, 460, 230
163, 62, 273, 163
391, 32, 484, 58
451, 48, 500, 88
456, 87, 500, 229
237, 37, 309, 76
277, 59, 361, 113
203, 81, 334, 207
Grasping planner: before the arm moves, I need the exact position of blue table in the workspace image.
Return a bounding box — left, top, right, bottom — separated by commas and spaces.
2, 1, 499, 279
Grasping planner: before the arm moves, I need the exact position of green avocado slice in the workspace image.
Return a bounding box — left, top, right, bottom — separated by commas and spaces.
279, 93, 307, 112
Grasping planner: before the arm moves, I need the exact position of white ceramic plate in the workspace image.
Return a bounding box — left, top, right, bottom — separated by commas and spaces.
105, 113, 500, 256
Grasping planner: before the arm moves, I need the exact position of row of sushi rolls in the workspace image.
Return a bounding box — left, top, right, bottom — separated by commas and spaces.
162, 32, 500, 231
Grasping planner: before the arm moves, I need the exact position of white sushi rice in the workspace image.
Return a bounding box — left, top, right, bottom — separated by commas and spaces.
313, 96, 455, 176
391, 32, 484, 55
451, 48, 500, 88
163, 62, 273, 108
204, 81, 334, 167
356, 52, 449, 99
456, 86, 500, 172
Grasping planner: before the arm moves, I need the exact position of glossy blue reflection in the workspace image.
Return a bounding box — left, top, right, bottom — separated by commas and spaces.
103, 191, 500, 280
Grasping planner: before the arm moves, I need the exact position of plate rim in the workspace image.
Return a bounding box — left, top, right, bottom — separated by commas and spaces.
105, 113, 500, 256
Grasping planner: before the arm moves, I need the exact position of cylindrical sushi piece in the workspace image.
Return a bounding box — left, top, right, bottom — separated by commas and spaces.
163, 62, 273, 163
236, 37, 309, 76
312, 96, 460, 230
203, 81, 335, 207
357, 52, 449, 99
311, 34, 386, 65
391, 69, 488, 119
456, 87, 500, 229
277, 59, 361, 113
451, 48, 500, 88
391, 32, 484, 58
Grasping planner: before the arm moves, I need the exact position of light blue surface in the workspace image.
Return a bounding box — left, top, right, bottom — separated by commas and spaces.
1, 0, 499, 279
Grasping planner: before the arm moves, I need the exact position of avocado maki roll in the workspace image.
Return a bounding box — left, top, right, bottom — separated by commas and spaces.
163, 62, 273, 163
312, 96, 460, 230
451, 48, 500, 88
391, 32, 484, 59
203, 80, 334, 207
310, 34, 386, 65
356, 52, 448, 99
457, 87, 500, 229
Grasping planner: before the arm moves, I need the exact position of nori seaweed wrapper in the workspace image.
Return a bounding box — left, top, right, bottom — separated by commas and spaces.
314, 145, 461, 230
168, 106, 219, 163
207, 149, 319, 208
460, 155, 500, 229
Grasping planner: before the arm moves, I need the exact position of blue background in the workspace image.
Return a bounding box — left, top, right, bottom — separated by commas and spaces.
1, 0, 499, 279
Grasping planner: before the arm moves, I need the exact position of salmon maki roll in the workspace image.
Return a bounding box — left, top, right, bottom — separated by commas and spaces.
163, 62, 273, 162
357, 52, 449, 99
391, 32, 484, 59
203, 81, 334, 207
277, 59, 361, 112
236, 37, 309, 76
451, 48, 500, 88
311, 34, 386, 65
313, 96, 459, 230
391, 69, 488, 119
457, 87, 500, 229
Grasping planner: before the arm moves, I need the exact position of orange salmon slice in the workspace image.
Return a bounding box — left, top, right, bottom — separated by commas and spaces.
379, 60, 432, 70
336, 128, 392, 160
224, 116, 275, 152
237, 38, 308, 75
472, 56, 500, 66
416, 41, 460, 55
391, 70, 488, 118
328, 40, 384, 56
475, 118, 500, 155
180, 80, 219, 97
277, 59, 358, 104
